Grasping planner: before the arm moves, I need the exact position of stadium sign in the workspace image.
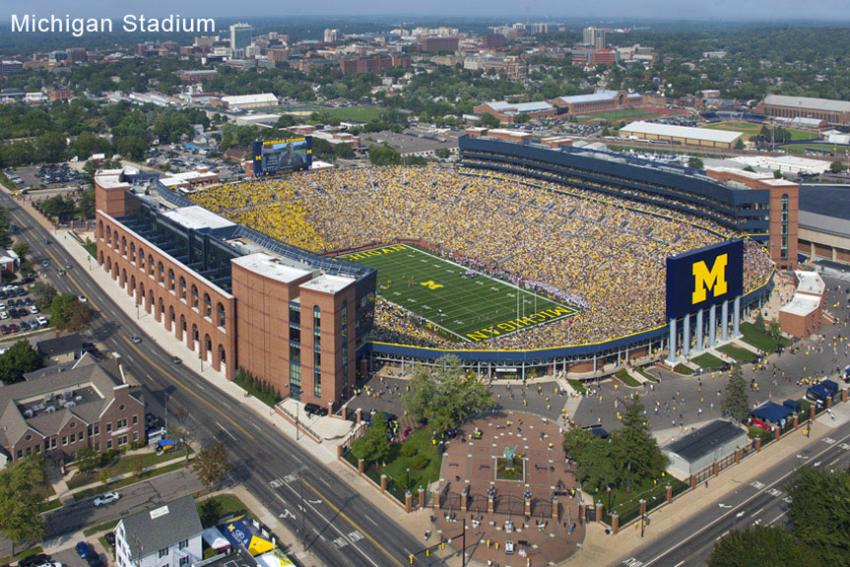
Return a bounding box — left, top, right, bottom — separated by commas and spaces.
252, 136, 313, 176
666, 239, 743, 320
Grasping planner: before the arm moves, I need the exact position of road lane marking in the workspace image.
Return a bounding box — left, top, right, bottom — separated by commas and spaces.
216, 421, 238, 441
301, 478, 400, 567
641, 427, 850, 566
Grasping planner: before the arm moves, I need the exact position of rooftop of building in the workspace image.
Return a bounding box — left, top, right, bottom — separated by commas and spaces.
162, 205, 236, 232
232, 252, 312, 284
0, 354, 134, 448
221, 93, 278, 105
484, 100, 553, 114
119, 495, 202, 561
300, 273, 355, 294
779, 292, 821, 317
764, 94, 850, 114
619, 121, 744, 144
553, 90, 619, 105
663, 419, 748, 462
795, 270, 826, 296
35, 334, 84, 357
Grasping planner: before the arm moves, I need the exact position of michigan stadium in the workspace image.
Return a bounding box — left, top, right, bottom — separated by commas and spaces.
181, 135, 779, 376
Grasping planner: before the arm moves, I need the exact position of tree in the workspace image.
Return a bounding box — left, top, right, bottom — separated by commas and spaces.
50, 293, 92, 332
611, 398, 667, 492
368, 143, 402, 166
30, 281, 57, 309
478, 113, 501, 128
830, 161, 847, 173
773, 170, 783, 179
709, 526, 813, 567
0, 456, 46, 556
563, 427, 617, 494
75, 447, 100, 473
403, 356, 494, 437
0, 340, 44, 384
735, 138, 745, 150
192, 442, 231, 492
688, 157, 704, 170
788, 466, 850, 565
722, 365, 750, 422
131, 458, 145, 478
435, 148, 451, 159
768, 320, 784, 349
350, 411, 391, 465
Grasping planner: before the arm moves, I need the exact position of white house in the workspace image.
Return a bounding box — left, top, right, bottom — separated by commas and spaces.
114, 495, 203, 567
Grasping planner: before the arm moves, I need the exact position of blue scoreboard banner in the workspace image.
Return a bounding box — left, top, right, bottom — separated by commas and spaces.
666, 239, 744, 320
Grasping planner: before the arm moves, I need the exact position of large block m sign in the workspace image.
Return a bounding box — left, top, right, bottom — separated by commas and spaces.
666, 240, 744, 320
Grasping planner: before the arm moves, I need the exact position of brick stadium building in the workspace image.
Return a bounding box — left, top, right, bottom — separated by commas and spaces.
94, 170, 375, 409
759, 94, 850, 126
549, 90, 641, 116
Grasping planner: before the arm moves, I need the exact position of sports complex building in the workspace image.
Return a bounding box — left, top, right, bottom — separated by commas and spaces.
94, 133, 804, 406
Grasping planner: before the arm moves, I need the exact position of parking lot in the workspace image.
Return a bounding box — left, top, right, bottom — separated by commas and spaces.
0, 280, 49, 338
6, 164, 88, 192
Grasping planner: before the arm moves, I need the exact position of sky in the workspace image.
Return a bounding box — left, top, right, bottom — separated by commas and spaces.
4, 0, 850, 21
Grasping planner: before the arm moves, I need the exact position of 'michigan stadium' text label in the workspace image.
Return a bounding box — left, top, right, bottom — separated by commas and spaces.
10, 14, 216, 37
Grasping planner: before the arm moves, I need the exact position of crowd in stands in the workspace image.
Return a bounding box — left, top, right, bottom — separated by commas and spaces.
191, 165, 775, 349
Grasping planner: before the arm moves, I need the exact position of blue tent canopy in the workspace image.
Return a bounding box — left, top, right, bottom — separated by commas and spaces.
783, 399, 802, 413
807, 380, 839, 402
157, 439, 175, 448
751, 402, 793, 423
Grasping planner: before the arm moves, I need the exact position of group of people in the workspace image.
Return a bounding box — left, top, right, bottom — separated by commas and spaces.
191, 164, 775, 350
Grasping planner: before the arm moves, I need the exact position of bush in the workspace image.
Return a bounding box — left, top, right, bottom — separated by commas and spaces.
400, 443, 418, 458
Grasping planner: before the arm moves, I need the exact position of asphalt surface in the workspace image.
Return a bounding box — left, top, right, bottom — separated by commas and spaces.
1, 192, 440, 567
0, 468, 201, 558
618, 416, 850, 567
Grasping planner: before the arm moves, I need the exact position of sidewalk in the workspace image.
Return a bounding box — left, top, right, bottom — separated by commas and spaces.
564, 420, 833, 566
53, 227, 342, 465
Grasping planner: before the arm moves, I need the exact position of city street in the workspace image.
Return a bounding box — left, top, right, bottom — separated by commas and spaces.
0, 192, 440, 567
0, 468, 201, 559
619, 412, 850, 567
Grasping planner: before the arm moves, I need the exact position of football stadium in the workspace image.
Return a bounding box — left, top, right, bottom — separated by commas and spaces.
96, 134, 789, 404
187, 138, 778, 375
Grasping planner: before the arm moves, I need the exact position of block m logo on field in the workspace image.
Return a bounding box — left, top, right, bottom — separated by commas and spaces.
692, 253, 728, 304
420, 280, 444, 290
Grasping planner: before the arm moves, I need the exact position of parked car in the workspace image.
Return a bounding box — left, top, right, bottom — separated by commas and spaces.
36, 315, 49, 326
78, 294, 87, 303
29, 305, 38, 314
304, 402, 328, 417
19, 555, 52, 567
75, 542, 93, 560
93, 491, 120, 507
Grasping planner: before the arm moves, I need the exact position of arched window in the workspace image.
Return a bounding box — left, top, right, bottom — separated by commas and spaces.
98, 220, 104, 239
121, 236, 127, 256
217, 302, 226, 329
179, 276, 187, 300
105, 225, 112, 244
203, 293, 212, 318
129, 242, 136, 263
218, 345, 226, 364
157, 262, 165, 284
191, 285, 199, 309
168, 269, 175, 291
148, 255, 155, 275
138, 247, 145, 270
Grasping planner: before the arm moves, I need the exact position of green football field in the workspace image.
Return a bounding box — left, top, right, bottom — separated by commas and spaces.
340, 244, 577, 343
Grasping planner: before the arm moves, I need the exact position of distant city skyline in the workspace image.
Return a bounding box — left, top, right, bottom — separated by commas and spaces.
3, 0, 850, 21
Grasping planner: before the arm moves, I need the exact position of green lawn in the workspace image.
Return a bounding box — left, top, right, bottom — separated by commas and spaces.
568, 379, 587, 394
0, 545, 44, 566
702, 121, 813, 141
691, 353, 727, 370
342, 244, 577, 343
495, 457, 524, 481
615, 369, 641, 388
83, 519, 119, 537
780, 143, 846, 155
198, 493, 253, 528
717, 343, 758, 364
636, 367, 659, 382
673, 363, 694, 375
314, 106, 383, 123
740, 322, 790, 353
68, 450, 187, 489
602, 476, 688, 525
376, 428, 443, 502
576, 109, 660, 123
